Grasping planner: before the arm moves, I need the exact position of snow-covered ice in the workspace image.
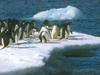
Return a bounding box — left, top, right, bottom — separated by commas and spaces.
0, 32, 100, 75
33, 5, 83, 21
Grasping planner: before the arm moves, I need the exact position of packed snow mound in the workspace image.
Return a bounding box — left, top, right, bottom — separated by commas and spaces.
33, 5, 83, 21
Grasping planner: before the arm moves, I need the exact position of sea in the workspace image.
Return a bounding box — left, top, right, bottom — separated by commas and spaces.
0, 0, 100, 75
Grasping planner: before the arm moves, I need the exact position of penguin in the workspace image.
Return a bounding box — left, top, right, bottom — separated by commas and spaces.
51, 25, 59, 39
1, 20, 10, 48
39, 26, 51, 43
1, 30, 10, 48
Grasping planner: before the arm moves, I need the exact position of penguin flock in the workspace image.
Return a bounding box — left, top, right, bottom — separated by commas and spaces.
0, 19, 35, 48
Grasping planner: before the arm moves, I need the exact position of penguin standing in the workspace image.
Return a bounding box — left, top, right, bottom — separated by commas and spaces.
39, 26, 51, 43
1, 30, 10, 48
51, 25, 59, 39
1, 20, 10, 48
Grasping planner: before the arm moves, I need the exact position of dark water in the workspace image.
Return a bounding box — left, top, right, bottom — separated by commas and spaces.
62, 47, 100, 75
72, 19, 100, 36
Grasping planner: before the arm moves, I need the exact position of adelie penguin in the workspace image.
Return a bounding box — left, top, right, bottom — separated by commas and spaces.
1, 29, 10, 48
39, 26, 51, 43
0, 21, 10, 48
39, 31, 47, 43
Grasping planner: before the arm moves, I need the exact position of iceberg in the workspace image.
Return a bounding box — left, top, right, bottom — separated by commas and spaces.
0, 32, 100, 75
33, 5, 83, 21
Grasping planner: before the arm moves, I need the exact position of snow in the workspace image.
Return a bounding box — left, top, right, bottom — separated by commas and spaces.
33, 5, 83, 21
0, 32, 100, 75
